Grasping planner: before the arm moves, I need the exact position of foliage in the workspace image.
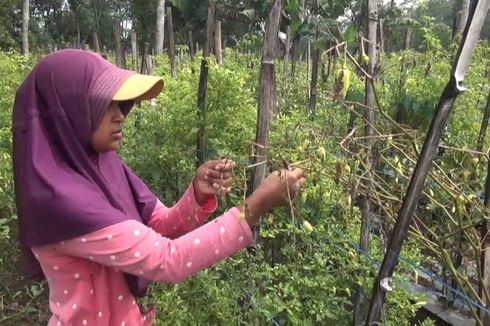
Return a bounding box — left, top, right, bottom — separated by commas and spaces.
0, 0, 20, 51
0, 52, 50, 324
1, 31, 490, 325
120, 53, 256, 203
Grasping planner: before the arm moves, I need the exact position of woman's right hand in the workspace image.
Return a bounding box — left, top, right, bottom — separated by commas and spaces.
239, 168, 307, 226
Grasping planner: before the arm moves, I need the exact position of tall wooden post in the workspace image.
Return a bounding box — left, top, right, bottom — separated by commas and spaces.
130, 31, 138, 72
476, 91, 490, 152
188, 31, 195, 60
214, 20, 223, 65
353, 0, 378, 324
251, 0, 282, 242
309, 32, 320, 110
366, 1, 490, 323
196, 1, 216, 167
284, 26, 291, 83
113, 20, 123, 68
92, 31, 101, 53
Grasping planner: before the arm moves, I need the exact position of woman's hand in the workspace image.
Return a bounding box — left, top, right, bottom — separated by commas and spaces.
239, 168, 307, 226
193, 159, 236, 205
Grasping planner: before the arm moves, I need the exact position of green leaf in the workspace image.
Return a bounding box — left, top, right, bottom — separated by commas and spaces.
285, 0, 300, 13
241, 9, 255, 20
342, 24, 357, 43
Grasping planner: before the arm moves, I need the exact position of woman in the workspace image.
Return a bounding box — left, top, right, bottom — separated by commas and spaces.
12, 49, 306, 325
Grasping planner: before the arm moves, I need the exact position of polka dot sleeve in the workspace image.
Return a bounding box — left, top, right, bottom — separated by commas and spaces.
147, 183, 217, 239
54, 208, 252, 283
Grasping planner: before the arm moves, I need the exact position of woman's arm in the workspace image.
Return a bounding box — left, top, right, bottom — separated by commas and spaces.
52, 208, 251, 283
148, 183, 217, 239
50, 168, 305, 284
148, 159, 233, 238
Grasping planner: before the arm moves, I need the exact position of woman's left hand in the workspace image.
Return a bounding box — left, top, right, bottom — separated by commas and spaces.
193, 159, 236, 205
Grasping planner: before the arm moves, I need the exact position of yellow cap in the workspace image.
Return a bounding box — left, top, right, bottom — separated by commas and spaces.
112, 74, 164, 101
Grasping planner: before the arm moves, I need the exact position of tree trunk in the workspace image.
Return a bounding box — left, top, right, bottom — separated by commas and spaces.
291, 38, 298, 78
121, 28, 127, 69
452, 0, 459, 39
113, 20, 123, 68
353, 0, 378, 324
309, 40, 320, 110
284, 26, 291, 83
251, 0, 282, 243
404, 28, 412, 50
131, 31, 138, 72
379, 18, 385, 53
166, 7, 177, 79
188, 31, 195, 60
196, 0, 216, 167
77, 18, 81, 48
290, 0, 304, 80
155, 0, 165, 55
366, 1, 490, 323
457, 0, 470, 35
214, 20, 223, 65
141, 42, 154, 75
22, 0, 29, 56
92, 32, 101, 53
453, 0, 471, 39
306, 39, 311, 96
323, 50, 332, 83
476, 91, 490, 152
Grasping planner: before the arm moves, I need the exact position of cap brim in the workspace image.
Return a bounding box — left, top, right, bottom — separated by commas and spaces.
112, 74, 164, 101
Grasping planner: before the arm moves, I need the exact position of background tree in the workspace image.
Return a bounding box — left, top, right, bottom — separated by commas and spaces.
22, 0, 29, 55
155, 0, 165, 54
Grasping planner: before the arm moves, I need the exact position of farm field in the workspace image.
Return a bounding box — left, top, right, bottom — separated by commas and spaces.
0, 1, 489, 325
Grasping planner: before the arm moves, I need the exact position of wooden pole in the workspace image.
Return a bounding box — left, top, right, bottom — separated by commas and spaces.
130, 31, 138, 72
214, 20, 223, 65
92, 31, 101, 53
251, 0, 282, 242
113, 20, 123, 68
188, 31, 195, 60
476, 91, 490, 152
284, 26, 291, 83
366, 1, 490, 323
196, 0, 216, 167
353, 0, 378, 324
309, 33, 320, 110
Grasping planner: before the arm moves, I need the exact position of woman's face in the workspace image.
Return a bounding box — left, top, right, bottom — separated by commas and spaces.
91, 101, 125, 153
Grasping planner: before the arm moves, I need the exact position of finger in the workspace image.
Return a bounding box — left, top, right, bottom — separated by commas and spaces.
219, 158, 235, 165
208, 177, 232, 188
215, 161, 236, 171
298, 177, 307, 187
289, 168, 305, 180
199, 186, 218, 197
215, 163, 235, 172
202, 170, 210, 180
220, 178, 233, 188
207, 169, 232, 180
202, 160, 219, 169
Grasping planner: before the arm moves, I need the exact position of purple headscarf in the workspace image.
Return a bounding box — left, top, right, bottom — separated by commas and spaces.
12, 49, 157, 297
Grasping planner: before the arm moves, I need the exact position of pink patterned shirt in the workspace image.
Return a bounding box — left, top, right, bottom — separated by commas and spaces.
32, 184, 253, 326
